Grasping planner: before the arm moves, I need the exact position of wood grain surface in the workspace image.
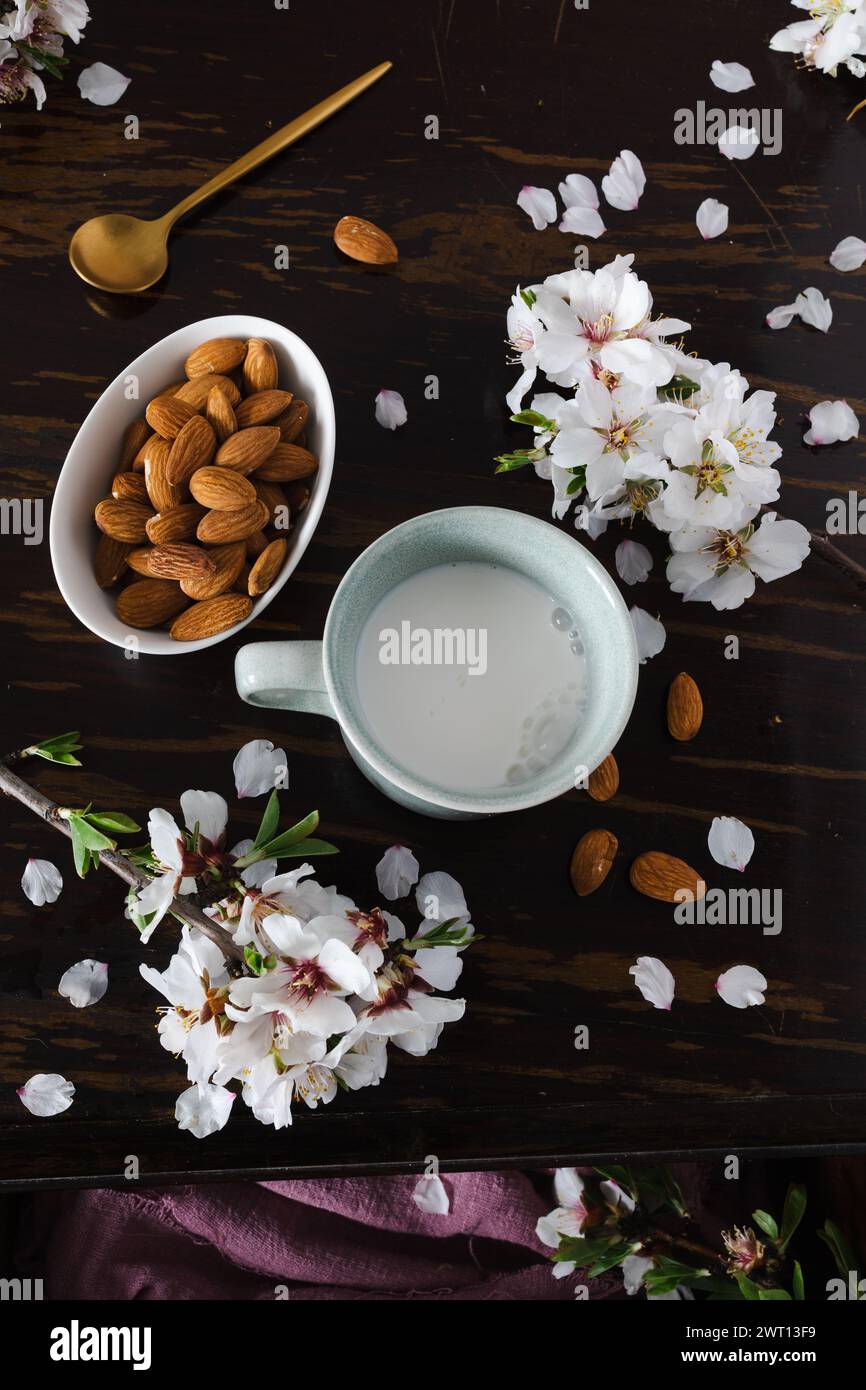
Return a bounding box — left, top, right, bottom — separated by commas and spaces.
0, 0, 865, 1189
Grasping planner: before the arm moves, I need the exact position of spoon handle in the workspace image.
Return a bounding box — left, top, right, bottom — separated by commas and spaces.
162, 61, 392, 228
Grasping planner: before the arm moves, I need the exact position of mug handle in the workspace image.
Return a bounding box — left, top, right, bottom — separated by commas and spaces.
234, 641, 335, 719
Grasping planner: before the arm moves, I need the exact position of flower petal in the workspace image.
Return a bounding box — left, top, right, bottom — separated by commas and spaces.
601, 150, 645, 211
58, 959, 109, 1009
803, 399, 859, 446
718, 123, 759, 160
615, 539, 653, 585
375, 844, 420, 900
795, 286, 832, 333
374, 388, 408, 430
716, 964, 767, 1009
21, 858, 62, 906
415, 870, 469, 923
18, 1073, 75, 1117
517, 184, 557, 230
180, 790, 228, 847
710, 60, 755, 92
829, 236, 866, 272
232, 739, 287, 798
175, 1081, 235, 1138
629, 956, 675, 1010
708, 816, 755, 872
629, 606, 666, 663
695, 198, 729, 240
412, 1173, 450, 1215
77, 62, 131, 107
766, 302, 799, 330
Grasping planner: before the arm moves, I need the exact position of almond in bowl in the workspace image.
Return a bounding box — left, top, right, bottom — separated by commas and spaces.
50, 317, 335, 655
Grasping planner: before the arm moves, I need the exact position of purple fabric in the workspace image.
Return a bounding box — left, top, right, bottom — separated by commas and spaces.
18, 1171, 624, 1301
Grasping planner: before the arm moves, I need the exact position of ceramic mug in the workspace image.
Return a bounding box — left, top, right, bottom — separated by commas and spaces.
235, 505, 638, 819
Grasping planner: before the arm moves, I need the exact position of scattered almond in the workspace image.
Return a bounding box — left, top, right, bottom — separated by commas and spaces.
189, 466, 257, 511
629, 851, 706, 904
588, 752, 619, 802
248, 538, 288, 596
333, 214, 398, 265
570, 829, 618, 897
184, 337, 247, 379
117, 579, 189, 629
667, 672, 703, 742
170, 592, 252, 641
243, 338, 279, 395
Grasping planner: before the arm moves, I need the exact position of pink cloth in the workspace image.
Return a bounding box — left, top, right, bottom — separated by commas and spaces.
19, 1171, 623, 1301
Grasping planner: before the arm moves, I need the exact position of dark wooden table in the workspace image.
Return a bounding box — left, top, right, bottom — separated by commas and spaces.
1, 0, 864, 1190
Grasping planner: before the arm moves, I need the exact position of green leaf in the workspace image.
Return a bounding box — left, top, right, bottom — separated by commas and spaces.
553, 1235, 617, 1266
566, 465, 588, 495
405, 918, 477, 950
817, 1218, 859, 1285
126, 885, 156, 935
273, 836, 338, 859
509, 409, 555, 430
595, 1165, 637, 1202
494, 450, 535, 473
752, 1209, 779, 1242
69, 819, 89, 879
658, 374, 699, 401
30, 731, 82, 767
792, 1260, 805, 1301
243, 946, 277, 976
68, 815, 115, 853
253, 790, 281, 849
85, 811, 140, 835
733, 1272, 761, 1301
257, 810, 319, 856
584, 1242, 633, 1278
778, 1182, 806, 1252
519, 287, 537, 309
757, 1288, 792, 1301
691, 1274, 742, 1300
17, 42, 69, 79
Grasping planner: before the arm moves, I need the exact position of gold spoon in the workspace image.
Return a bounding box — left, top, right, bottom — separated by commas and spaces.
69, 61, 393, 294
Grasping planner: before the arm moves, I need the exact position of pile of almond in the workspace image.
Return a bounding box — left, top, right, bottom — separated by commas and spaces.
93, 336, 317, 641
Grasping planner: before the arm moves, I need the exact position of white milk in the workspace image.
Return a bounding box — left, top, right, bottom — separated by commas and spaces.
354, 561, 587, 791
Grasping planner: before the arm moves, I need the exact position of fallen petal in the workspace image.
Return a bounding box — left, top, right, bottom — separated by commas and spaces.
766, 302, 799, 330
708, 816, 755, 872
18, 1073, 75, 1117
517, 184, 557, 230
718, 123, 759, 161
795, 286, 832, 333
616, 539, 653, 585
412, 1173, 450, 1215
21, 858, 62, 906
710, 60, 755, 93
233, 739, 288, 798
374, 388, 408, 430
829, 236, 866, 272
716, 964, 767, 1009
58, 959, 109, 1009
77, 62, 131, 107
695, 198, 729, 240
629, 606, 666, 663
629, 956, 675, 1010
602, 150, 645, 211
803, 399, 859, 446
175, 1081, 235, 1138
376, 845, 420, 900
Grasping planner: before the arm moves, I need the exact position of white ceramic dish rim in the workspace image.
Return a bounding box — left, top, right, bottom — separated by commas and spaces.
49, 314, 335, 655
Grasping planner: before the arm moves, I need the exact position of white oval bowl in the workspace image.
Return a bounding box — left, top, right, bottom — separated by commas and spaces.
50, 314, 335, 656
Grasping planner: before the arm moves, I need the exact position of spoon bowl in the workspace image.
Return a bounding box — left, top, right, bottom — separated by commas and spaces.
69, 214, 170, 294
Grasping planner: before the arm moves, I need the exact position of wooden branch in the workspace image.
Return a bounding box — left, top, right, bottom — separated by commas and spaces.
0, 762, 245, 964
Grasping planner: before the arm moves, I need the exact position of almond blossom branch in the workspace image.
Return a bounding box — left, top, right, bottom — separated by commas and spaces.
0, 758, 244, 963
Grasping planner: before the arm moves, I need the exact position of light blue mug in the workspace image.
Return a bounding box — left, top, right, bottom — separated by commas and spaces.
235, 506, 638, 819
